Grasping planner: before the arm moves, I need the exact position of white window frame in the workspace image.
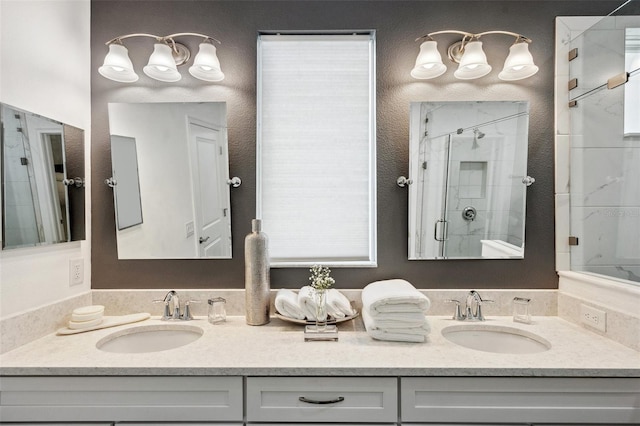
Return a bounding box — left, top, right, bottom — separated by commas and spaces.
256, 31, 377, 267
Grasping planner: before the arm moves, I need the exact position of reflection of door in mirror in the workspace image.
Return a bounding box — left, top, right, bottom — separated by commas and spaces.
1, 104, 73, 249
107, 102, 232, 259
408, 101, 530, 260
188, 119, 231, 257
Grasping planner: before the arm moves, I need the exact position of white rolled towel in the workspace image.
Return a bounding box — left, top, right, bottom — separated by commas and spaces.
362, 307, 429, 343
326, 289, 354, 318
275, 289, 305, 320
361, 279, 431, 315
297, 286, 318, 320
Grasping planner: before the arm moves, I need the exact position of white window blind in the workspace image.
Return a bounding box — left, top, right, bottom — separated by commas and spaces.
257, 33, 376, 267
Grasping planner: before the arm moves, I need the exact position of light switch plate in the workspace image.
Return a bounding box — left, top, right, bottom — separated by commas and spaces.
185, 221, 195, 238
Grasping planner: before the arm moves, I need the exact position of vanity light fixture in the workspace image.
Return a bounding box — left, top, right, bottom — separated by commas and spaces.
411, 30, 538, 81
99, 32, 225, 83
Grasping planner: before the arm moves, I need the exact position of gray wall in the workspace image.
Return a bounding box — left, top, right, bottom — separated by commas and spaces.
91, 0, 619, 290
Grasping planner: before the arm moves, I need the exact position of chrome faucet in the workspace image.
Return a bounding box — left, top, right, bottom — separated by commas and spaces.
154, 290, 199, 321
155, 290, 180, 320
445, 290, 493, 321
465, 290, 484, 321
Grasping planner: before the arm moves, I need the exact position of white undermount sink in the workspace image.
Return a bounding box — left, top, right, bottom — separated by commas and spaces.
96, 324, 203, 353
442, 324, 551, 354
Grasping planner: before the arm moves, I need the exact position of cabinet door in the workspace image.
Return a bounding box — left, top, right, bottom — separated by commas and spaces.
247, 377, 397, 423
0, 376, 243, 423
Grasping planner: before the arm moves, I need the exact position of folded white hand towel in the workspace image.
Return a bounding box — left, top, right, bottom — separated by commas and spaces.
361, 279, 431, 315
275, 289, 305, 320
362, 307, 429, 343
297, 286, 318, 320
326, 289, 354, 318
366, 311, 427, 329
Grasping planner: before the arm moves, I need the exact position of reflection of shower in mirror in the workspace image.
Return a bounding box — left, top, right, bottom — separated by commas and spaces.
408, 101, 531, 260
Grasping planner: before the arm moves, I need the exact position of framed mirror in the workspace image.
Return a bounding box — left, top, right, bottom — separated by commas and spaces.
408, 101, 530, 260
1, 103, 85, 250
107, 102, 233, 259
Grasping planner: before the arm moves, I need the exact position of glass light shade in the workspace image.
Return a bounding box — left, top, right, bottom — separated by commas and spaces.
498, 42, 539, 81
98, 44, 138, 83
143, 43, 182, 82
410, 40, 447, 79
189, 42, 225, 82
454, 41, 492, 80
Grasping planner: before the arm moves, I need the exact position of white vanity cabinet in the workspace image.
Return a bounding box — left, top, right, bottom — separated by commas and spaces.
0, 376, 243, 423
2, 375, 639, 424
246, 377, 397, 424
400, 377, 640, 424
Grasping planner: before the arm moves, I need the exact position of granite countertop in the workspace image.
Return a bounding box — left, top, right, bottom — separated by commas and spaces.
1, 315, 638, 377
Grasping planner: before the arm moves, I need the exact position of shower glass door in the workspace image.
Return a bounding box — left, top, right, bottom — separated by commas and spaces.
568, 14, 640, 283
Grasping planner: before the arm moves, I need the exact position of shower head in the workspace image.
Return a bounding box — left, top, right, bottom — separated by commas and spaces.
471, 128, 484, 150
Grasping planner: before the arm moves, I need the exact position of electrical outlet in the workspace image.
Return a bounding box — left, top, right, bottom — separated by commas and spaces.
185, 221, 195, 238
580, 304, 606, 332
69, 258, 84, 286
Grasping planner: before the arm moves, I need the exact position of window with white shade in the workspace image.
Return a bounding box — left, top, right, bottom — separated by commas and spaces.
257, 32, 376, 267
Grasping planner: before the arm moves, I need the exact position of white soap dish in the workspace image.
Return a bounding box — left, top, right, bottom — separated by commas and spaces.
68, 317, 104, 330
71, 305, 105, 322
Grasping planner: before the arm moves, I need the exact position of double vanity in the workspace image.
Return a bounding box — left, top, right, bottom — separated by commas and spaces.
1, 303, 639, 425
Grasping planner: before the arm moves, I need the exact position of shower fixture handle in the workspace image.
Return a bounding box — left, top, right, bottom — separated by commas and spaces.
462, 206, 477, 221
522, 176, 536, 186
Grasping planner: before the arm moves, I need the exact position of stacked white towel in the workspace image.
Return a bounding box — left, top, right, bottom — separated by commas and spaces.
275, 287, 354, 321
361, 279, 431, 343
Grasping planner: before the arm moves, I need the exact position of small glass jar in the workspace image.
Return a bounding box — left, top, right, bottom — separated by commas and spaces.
208, 297, 226, 324
513, 297, 531, 324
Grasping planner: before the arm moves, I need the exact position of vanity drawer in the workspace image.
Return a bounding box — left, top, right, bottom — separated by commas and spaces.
0, 376, 243, 422
401, 377, 640, 424
246, 376, 397, 423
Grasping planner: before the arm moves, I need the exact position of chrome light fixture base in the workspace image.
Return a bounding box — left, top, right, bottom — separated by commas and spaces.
170, 42, 191, 66
447, 40, 465, 64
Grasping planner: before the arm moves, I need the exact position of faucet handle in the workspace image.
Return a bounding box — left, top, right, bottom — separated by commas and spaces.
181, 300, 201, 321
444, 299, 465, 321
153, 300, 171, 321
476, 299, 494, 321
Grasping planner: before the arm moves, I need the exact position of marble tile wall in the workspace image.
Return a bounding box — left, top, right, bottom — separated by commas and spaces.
556, 17, 640, 280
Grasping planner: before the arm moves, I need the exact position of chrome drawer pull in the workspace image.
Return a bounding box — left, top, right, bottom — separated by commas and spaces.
299, 396, 345, 405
